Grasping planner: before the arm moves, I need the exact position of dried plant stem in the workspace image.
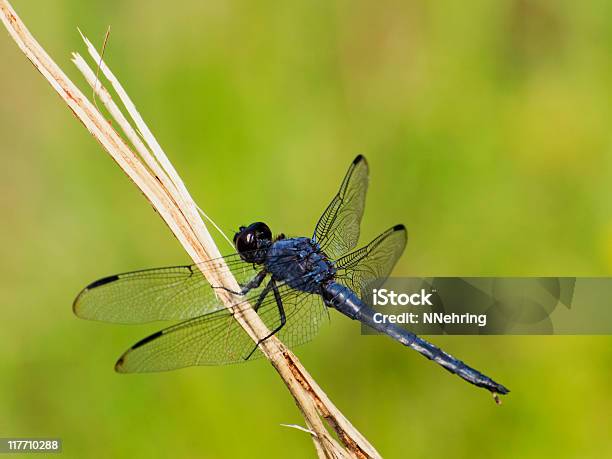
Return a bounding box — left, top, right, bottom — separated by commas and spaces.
0, 2, 380, 458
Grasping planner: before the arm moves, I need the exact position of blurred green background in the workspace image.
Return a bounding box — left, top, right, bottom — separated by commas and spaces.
1, 0, 611, 457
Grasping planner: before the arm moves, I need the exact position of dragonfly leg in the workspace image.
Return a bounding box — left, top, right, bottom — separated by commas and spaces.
253, 280, 273, 312
212, 270, 267, 296
245, 280, 287, 360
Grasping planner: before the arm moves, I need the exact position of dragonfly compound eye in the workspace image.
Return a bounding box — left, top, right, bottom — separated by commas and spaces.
234, 222, 272, 263
252, 222, 272, 241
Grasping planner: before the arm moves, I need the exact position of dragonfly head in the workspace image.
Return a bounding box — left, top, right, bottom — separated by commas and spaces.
234, 222, 272, 264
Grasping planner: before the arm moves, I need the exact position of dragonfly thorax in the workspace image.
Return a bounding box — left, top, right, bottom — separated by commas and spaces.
265, 237, 336, 294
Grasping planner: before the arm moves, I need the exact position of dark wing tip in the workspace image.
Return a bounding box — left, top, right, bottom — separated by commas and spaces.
392, 224, 408, 242
73, 274, 120, 316
353, 154, 367, 165
86, 274, 120, 290
131, 331, 163, 350
115, 331, 164, 372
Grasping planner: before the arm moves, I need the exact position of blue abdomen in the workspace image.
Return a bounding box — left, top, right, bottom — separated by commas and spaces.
322, 282, 364, 319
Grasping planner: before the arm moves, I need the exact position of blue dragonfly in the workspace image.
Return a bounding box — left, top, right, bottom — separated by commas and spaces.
74, 156, 509, 399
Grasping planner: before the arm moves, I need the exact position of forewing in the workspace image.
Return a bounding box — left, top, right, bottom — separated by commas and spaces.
313, 155, 369, 259
335, 224, 407, 298
73, 253, 264, 324
115, 282, 329, 373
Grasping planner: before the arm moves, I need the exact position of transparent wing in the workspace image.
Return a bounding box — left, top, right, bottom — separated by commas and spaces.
273, 291, 329, 355
313, 155, 369, 260
115, 280, 329, 373
335, 224, 407, 298
73, 251, 295, 324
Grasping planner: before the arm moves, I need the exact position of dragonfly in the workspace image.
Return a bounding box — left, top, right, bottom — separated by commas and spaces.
74, 155, 509, 399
